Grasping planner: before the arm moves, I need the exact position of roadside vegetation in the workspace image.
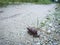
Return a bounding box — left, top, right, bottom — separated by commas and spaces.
0, 0, 51, 6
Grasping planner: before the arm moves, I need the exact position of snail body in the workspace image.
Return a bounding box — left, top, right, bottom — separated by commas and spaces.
27, 27, 40, 37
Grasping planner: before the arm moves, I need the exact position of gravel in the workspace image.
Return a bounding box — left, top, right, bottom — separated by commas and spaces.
0, 3, 58, 45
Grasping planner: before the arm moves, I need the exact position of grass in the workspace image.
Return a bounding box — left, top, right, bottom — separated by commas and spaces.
0, 0, 51, 6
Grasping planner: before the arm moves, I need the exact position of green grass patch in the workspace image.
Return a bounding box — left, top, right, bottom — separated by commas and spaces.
0, 0, 52, 7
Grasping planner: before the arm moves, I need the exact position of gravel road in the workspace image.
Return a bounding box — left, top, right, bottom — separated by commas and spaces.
0, 3, 56, 45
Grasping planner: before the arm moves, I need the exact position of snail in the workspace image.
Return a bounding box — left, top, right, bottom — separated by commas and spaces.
27, 26, 40, 37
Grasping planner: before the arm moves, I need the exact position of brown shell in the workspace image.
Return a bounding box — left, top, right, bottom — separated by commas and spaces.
27, 27, 39, 37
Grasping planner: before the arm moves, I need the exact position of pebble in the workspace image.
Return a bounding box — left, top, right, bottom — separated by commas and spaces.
49, 23, 52, 26
0, 11, 3, 13
47, 30, 51, 33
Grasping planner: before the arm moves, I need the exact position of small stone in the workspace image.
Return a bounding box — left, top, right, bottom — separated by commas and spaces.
49, 23, 52, 26
47, 30, 51, 33
36, 42, 40, 45
27, 41, 30, 44
0, 11, 3, 13
51, 28, 55, 31
58, 23, 60, 25
53, 42, 58, 45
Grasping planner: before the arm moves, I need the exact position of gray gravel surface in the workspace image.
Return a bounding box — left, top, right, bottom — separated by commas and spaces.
0, 3, 56, 45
